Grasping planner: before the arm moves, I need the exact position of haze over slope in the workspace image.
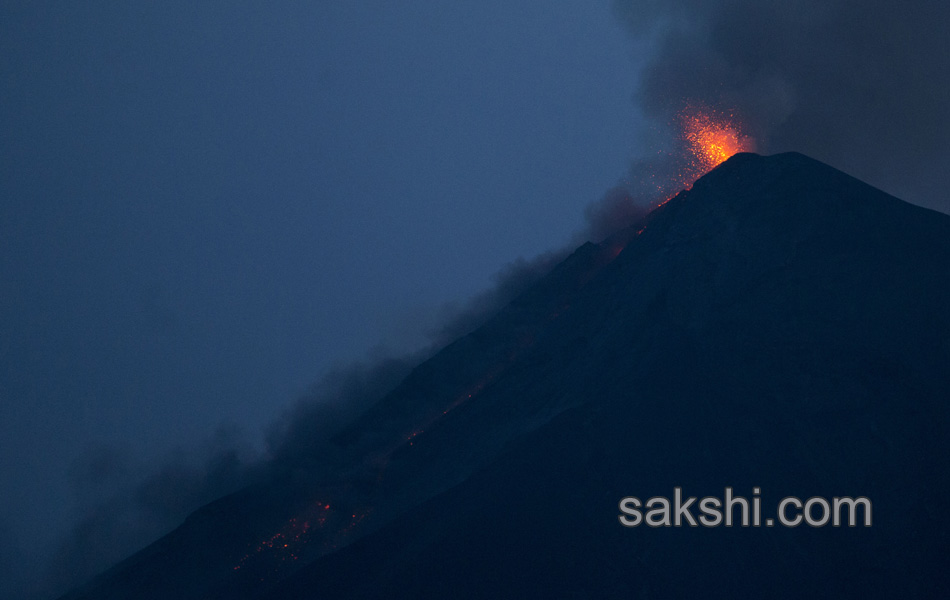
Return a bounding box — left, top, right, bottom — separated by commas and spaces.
63, 152, 950, 599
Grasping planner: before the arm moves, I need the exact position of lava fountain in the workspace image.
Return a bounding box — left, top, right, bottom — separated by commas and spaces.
676, 106, 755, 188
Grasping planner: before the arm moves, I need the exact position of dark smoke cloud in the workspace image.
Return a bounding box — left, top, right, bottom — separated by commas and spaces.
43, 429, 255, 597
265, 353, 420, 472
41, 248, 572, 599
426, 250, 571, 345
36, 115, 663, 600
582, 184, 653, 243
613, 0, 950, 212
268, 247, 581, 473
45, 3, 944, 593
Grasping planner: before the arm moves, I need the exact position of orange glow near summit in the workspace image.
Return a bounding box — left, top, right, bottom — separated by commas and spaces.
676, 107, 755, 188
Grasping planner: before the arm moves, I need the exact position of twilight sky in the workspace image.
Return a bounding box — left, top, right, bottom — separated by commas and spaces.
0, 2, 644, 592
2, 1, 948, 598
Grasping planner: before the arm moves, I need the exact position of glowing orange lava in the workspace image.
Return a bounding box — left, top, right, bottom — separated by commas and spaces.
676, 107, 754, 188
233, 501, 332, 571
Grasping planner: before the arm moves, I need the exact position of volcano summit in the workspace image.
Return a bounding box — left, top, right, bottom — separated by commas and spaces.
61, 152, 950, 599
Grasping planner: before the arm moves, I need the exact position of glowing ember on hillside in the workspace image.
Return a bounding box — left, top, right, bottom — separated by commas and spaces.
676, 107, 754, 188
233, 501, 332, 571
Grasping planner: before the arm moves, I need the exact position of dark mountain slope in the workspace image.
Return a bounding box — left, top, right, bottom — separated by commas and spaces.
65, 152, 950, 599
268, 152, 950, 598
60, 203, 628, 600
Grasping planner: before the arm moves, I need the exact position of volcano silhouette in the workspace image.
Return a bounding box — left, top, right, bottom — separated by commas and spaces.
61, 152, 950, 599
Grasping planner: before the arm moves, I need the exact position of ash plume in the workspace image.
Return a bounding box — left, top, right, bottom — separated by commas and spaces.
35, 5, 948, 596
43, 430, 255, 598
425, 250, 571, 345
265, 353, 420, 472
40, 251, 570, 599
582, 185, 651, 243
612, 0, 950, 212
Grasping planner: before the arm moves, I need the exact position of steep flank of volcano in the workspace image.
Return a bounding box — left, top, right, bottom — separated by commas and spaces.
64, 153, 950, 599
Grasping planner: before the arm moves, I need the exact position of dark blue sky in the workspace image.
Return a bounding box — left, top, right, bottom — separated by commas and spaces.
0, 1, 644, 564
7, 3, 945, 594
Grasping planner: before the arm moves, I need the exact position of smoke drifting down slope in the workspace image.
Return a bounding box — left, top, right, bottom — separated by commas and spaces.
60, 152, 950, 599
43, 66, 756, 600
43, 250, 572, 599
40, 3, 950, 594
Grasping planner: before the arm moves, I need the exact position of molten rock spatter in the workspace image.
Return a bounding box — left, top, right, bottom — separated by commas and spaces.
677, 108, 755, 187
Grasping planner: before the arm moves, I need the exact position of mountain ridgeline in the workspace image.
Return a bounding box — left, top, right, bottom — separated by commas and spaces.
63, 152, 950, 599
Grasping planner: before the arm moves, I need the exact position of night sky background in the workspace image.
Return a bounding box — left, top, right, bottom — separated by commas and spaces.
1, 1, 947, 598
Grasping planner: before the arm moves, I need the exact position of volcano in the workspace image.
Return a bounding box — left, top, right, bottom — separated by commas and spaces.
60, 152, 950, 599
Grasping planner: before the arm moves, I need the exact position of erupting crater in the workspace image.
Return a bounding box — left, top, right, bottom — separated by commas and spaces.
675, 106, 755, 189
